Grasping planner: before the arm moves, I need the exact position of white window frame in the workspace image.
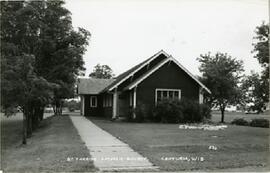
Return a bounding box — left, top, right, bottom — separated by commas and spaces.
90, 96, 97, 108
155, 88, 181, 105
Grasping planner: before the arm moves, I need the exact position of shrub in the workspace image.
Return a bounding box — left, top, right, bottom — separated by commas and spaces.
179, 99, 201, 123
125, 108, 134, 122
231, 118, 249, 126
125, 103, 148, 123
152, 98, 211, 123
152, 99, 182, 123
250, 118, 269, 128
200, 103, 212, 120
133, 103, 148, 122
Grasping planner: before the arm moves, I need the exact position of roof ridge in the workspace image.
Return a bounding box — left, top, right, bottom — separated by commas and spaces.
103, 50, 169, 92
113, 50, 163, 79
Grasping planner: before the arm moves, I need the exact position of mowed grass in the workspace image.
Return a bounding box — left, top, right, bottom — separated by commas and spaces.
211, 110, 270, 123
90, 117, 270, 171
1, 113, 96, 172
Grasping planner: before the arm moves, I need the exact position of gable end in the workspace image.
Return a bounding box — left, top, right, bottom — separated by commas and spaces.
125, 57, 211, 94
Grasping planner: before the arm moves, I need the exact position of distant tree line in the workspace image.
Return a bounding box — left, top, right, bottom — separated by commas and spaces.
1, 0, 90, 144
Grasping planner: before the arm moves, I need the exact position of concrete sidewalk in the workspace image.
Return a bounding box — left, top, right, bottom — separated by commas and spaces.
69, 115, 159, 171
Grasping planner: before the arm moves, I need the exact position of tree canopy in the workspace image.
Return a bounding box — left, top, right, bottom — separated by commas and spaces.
251, 22, 269, 108
241, 72, 267, 113
197, 52, 244, 122
252, 22, 269, 67
0, 0, 90, 144
89, 64, 114, 79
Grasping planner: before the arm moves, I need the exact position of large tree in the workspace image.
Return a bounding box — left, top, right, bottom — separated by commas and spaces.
1, 54, 54, 144
89, 64, 114, 79
252, 22, 269, 107
33, 1, 90, 115
1, 1, 55, 143
241, 72, 267, 113
1, 1, 90, 143
197, 52, 244, 123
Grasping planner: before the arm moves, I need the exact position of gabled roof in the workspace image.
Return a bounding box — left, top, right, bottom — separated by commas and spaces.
103, 50, 170, 92
78, 78, 115, 94
81, 50, 211, 95
103, 50, 211, 94
124, 57, 170, 90
125, 56, 211, 94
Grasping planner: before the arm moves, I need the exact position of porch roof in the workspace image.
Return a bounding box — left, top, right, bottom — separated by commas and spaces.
78, 78, 115, 95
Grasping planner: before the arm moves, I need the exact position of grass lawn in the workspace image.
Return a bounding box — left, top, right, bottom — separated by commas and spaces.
90, 117, 270, 172
211, 110, 270, 123
1, 113, 97, 172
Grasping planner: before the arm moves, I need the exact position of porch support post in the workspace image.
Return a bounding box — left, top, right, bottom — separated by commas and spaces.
80, 95, 85, 116
112, 88, 118, 119
133, 87, 137, 119
199, 87, 204, 104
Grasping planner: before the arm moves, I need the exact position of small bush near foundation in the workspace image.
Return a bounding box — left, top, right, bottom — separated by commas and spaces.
133, 103, 148, 122
231, 118, 249, 126
125, 103, 148, 123
125, 108, 134, 122
152, 99, 182, 123
178, 99, 202, 123
250, 118, 269, 128
200, 103, 212, 119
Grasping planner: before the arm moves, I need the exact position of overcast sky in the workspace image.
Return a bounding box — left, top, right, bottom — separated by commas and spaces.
65, 0, 268, 77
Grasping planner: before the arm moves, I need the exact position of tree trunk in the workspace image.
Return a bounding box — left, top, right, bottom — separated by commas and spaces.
27, 112, 32, 138
55, 99, 63, 116
60, 104, 62, 115
27, 105, 34, 137
32, 106, 44, 130
33, 106, 39, 130
221, 107, 225, 123
22, 110, 27, 144
32, 113, 38, 130
53, 105, 56, 115
55, 100, 59, 116
39, 107, 44, 121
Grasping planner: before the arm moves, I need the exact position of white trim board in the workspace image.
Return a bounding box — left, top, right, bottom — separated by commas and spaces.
125, 57, 211, 94
170, 57, 211, 93
81, 95, 85, 116
108, 50, 170, 91
125, 58, 170, 90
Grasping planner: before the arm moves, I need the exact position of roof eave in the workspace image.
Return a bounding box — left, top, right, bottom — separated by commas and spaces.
125, 56, 211, 94
107, 50, 170, 91
125, 58, 171, 90
170, 57, 211, 94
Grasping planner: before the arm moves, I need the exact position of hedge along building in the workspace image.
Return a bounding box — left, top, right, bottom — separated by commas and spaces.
78, 50, 211, 119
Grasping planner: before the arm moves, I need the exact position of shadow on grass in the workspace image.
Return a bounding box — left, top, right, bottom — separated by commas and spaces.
2, 114, 97, 172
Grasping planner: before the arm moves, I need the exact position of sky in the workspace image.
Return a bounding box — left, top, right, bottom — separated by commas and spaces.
65, 0, 268, 77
